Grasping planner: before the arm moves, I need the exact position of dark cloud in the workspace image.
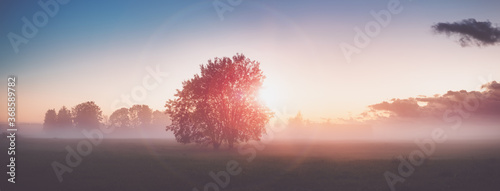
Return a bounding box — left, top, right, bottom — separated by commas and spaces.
369, 98, 421, 118
432, 19, 500, 47
367, 81, 500, 119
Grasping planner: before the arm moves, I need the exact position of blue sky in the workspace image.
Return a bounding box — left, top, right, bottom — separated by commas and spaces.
1, 0, 500, 123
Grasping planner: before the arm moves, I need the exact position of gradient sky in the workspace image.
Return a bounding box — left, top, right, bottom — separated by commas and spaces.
1, 0, 500, 123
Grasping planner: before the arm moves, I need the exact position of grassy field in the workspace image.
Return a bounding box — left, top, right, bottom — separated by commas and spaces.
1, 138, 500, 191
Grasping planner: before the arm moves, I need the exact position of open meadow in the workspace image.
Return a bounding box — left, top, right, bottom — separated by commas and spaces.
2, 137, 500, 191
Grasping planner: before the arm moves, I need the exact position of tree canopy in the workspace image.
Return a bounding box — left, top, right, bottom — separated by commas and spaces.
165, 54, 274, 149
72, 101, 103, 129
129, 104, 153, 128
57, 106, 73, 128
43, 106, 73, 131
109, 105, 155, 129
152, 110, 170, 128
43, 109, 57, 131
109, 108, 131, 129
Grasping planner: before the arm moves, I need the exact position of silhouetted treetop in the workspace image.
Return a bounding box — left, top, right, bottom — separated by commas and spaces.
43, 109, 57, 131
72, 101, 103, 129
109, 108, 131, 129
129, 104, 153, 128
57, 106, 73, 128
152, 110, 169, 128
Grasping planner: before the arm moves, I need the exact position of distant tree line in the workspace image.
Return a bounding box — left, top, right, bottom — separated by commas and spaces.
108, 105, 169, 129
43, 106, 71, 130
43, 101, 169, 132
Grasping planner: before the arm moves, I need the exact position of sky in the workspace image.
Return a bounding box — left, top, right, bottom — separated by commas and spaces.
1, 0, 500, 123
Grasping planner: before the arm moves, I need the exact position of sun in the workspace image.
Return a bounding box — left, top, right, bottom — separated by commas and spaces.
259, 84, 278, 107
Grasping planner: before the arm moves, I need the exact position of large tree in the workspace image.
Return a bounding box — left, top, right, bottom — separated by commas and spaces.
165, 54, 273, 149
72, 101, 103, 129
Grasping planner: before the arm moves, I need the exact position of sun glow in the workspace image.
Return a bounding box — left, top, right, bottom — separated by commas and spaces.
259, 83, 279, 108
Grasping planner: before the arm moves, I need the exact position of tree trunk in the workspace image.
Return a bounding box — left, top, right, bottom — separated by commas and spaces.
227, 129, 236, 149
228, 132, 235, 149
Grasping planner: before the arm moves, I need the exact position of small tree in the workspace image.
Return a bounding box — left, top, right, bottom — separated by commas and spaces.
288, 111, 304, 128
56, 106, 73, 128
129, 105, 152, 128
43, 109, 57, 131
152, 110, 170, 128
72, 101, 103, 129
165, 54, 273, 149
109, 108, 131, 129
